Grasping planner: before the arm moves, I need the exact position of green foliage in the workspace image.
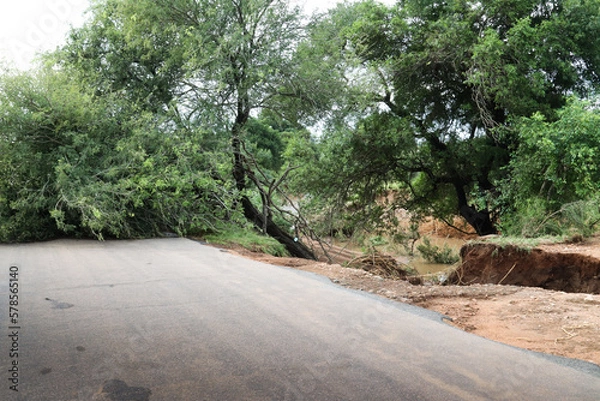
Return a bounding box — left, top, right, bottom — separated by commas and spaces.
467, 0, 600, 118
560, 200, 600, 238
82, 0, 318, 258
505, 99, 600, 208
119, 0, 305, 126
52, 119, 235, 239
296, 0, 600, 236
417, 237, 460, 265
204, 226, 289, 257
287, 112, 419, 234
497, 98, 600, 238
284, 1, 372, 125
0, 69, 113, 241
4, 0, 600, 250
391, 220, 421, 256
0, 0, 317, 257
57, 0, 186, 112
500, 198, 600, 238
368, 235, 389, 248
0, 68, 235, 242
244, 112, 308, 173
498, 198, 563, 237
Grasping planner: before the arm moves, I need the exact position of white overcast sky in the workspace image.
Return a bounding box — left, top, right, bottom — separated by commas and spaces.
0, 0, 392, 70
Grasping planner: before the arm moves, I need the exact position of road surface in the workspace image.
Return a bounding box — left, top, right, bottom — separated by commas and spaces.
0, 238, 599, 400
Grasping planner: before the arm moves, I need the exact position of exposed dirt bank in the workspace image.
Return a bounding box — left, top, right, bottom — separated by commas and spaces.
454, 240, 600, 293
217, 241, 600, 367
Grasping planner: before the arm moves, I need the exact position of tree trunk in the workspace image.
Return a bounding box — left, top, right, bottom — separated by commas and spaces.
232, 136, 316, 260
454, 181, 497, 236
240, 196, 316, 259
459, 204, 497, 236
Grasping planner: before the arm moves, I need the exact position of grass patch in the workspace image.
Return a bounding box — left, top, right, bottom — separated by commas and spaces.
471, 235, 568, 251
204, 227, 289, 257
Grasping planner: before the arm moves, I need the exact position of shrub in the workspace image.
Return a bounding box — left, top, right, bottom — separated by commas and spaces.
417, 237, 460, 264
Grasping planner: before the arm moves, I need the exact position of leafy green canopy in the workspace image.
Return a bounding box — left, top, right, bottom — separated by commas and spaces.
296, 0, 600, 235
57, 0, 187, 113
0, 69, 234, 242
3, 0, 600, 245
509, 99, 600, 207
1, 0, 319, 256
498, 98, 600, 237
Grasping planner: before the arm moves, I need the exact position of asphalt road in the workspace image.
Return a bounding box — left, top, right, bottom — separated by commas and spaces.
0, 238, 599, 400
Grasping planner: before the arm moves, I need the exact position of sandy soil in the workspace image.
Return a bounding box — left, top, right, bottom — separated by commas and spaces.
220, 243, 600, 367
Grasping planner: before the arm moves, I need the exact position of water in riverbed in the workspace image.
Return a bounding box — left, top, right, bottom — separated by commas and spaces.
332, 235, 467, 276
410, 237, 466, 275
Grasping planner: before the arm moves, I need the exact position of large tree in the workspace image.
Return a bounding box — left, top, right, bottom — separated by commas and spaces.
60, 0, 317, 257
303, 0, 600, 235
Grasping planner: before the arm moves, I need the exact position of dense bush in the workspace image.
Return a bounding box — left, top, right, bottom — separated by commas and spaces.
498, 99, 600, 238
0, 69, 235, 242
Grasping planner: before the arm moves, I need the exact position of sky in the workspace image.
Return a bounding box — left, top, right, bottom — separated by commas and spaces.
0, 0, 391, 70
0, 0, 89, 69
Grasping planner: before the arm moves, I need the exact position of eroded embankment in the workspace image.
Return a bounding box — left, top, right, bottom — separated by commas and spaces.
452, 243, 600, 293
